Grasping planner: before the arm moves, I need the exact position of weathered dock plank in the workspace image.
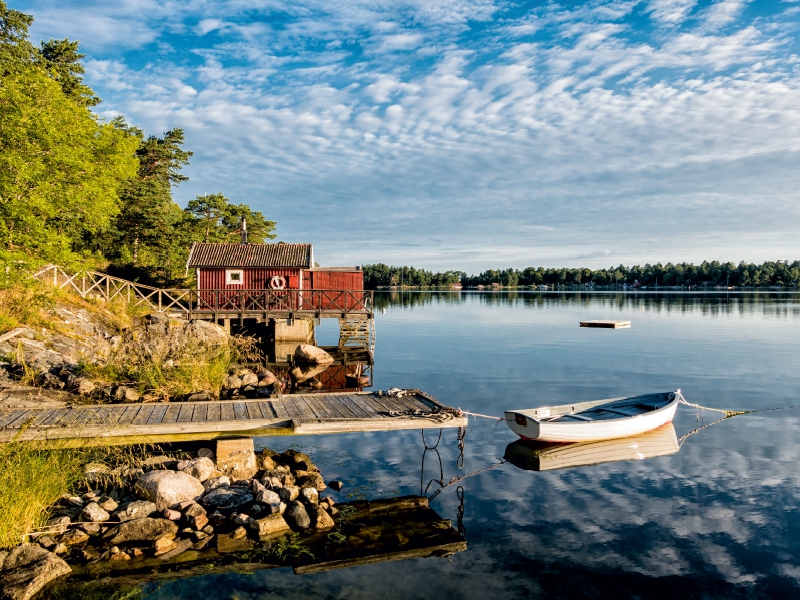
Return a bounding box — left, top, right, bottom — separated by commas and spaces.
0, 391, 466, 442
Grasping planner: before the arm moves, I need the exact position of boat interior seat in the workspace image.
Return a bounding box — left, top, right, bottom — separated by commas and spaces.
559, 413, 594, 422
597, 407, 638, 417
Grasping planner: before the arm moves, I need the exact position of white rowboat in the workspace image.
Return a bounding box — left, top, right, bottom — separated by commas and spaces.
504, 391, 681, 443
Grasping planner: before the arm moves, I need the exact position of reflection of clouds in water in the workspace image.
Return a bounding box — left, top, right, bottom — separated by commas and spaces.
472, 412, 800, 584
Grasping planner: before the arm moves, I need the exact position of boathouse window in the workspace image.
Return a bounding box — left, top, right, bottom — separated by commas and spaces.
226, 269, 244, 285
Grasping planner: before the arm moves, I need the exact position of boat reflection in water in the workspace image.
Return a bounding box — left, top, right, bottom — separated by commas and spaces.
503, 423, 679, 472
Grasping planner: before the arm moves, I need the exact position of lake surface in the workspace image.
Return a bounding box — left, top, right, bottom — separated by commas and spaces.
146, 291, 800, 599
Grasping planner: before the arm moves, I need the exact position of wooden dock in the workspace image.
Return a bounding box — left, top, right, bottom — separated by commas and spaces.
0, 390, 466, 443
580, 320, 631, 329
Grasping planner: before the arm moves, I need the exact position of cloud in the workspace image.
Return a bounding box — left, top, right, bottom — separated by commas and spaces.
22, 0, 800, 269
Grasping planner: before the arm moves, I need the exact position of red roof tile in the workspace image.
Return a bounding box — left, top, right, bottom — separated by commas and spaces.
187, 243, 313, 268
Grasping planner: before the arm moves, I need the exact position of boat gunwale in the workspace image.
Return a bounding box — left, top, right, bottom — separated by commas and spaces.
506, 392, 678, 425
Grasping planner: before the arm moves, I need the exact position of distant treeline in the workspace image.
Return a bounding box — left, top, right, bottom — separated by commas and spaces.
363, 261, 800, 289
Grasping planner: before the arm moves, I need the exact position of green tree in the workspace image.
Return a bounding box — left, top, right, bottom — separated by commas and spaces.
38, 38, 99, 106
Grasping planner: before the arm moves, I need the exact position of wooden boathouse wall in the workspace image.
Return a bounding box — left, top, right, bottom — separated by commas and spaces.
200, 268, 302, 290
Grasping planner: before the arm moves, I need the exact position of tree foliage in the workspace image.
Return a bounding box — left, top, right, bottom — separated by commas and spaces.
0, 2, 278, 285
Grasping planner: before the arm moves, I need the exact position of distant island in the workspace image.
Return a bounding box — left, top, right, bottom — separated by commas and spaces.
361, 261, 800, 290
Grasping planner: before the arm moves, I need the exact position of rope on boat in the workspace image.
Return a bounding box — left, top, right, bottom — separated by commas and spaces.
676, 391, 751, 417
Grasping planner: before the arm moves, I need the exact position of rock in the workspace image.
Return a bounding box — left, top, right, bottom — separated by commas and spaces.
320, 497, 335, 508
257, 453, 276, 471
62, 496, 83, 508
115, 500, 157, 522
300, 487, 319, 505
204, 475, 230, 491
141, 393, 160, 403
278, 485, 299, 503
70, 377, 96, 396
186, 513, 208, 530
163, 509, 181, 521
209, 512, 227, 528
183, 502, 206, 518
294, 344, 334, 365
109, 551, 131, 562
36, 536, 57, 551
131, 548, 144, 559
251, 479, 265, 494
96, 496, 118, 512
215, 438, 257, 480
327, 480, 344, 492
78, 522, 101, 536
186, 392, 211, 402
289, 363, 328, 384
80, 502, 110, 523
312, 506, 335, 530
284, 501, 311, 530
201, 487, 254, 511
232, 526, 247, 539
60, 529, 89, 546
115, 385, 141, 403
296, 472, 326, 492
280, 449, 316, 471
134, 470, 204, 510
177, 457, 215, 482
249, 514, 291, 537
256, 489, 281, 505
216, 531, 254, 554
53, 544, 67, 556
257, 370, 278, 385
105, 518, 178, 545
0, 544, 71, 600
222, 375, 242, 390
240, 371, 258, 387
36, 372, 65, 390
197, 447, 215, 459
157, 539, 192, 561
186, 320, 229, 347
80, 547, 101, 561
46, 517, 71, 535
153, 538, 177, 556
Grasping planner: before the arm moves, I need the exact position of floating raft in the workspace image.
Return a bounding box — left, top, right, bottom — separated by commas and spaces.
580, 320, 631, 329
0, 390, 466, 444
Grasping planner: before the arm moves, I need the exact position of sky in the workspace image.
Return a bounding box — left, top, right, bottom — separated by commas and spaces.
18, 0, 800, 271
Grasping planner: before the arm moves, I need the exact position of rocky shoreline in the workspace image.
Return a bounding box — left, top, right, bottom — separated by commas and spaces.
0, 439, 342, 600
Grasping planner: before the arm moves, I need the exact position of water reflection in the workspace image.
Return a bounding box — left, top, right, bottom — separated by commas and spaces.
504, 424, 680, 472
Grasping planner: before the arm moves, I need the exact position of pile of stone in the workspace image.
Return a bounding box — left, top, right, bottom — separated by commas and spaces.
0, 439, 343, 600
218, 368, 284, 400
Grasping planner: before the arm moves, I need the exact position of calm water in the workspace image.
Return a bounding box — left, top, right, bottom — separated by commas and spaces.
147, 292, 800, 599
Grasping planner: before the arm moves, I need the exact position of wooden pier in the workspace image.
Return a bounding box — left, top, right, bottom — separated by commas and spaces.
0, 390, 466, 443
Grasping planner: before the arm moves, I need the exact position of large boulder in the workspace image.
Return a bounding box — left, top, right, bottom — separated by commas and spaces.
177, 457, 215, 482
114, 500, 157, 522
289, 363, 328, 383
79, 502, 109, 523
134, 471, 204, 510
105, 518, 178, 545
216, 438, 257, 480
201, 486, 254, 511
0, 544, 71, 600
293, 344, 333, 365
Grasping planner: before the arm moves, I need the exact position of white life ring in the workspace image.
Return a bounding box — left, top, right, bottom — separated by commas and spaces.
269, 275, 287, 290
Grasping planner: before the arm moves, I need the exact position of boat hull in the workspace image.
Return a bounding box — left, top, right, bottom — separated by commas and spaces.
504, 392, 679, 443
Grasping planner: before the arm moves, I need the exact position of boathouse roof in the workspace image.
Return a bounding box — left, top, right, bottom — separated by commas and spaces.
187, 242, 313, 268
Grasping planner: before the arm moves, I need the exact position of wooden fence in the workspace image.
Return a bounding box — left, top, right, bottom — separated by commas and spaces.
34, 265, 373, 320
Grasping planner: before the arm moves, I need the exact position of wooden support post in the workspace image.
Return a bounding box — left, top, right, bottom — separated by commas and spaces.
105, 276, 109, 301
